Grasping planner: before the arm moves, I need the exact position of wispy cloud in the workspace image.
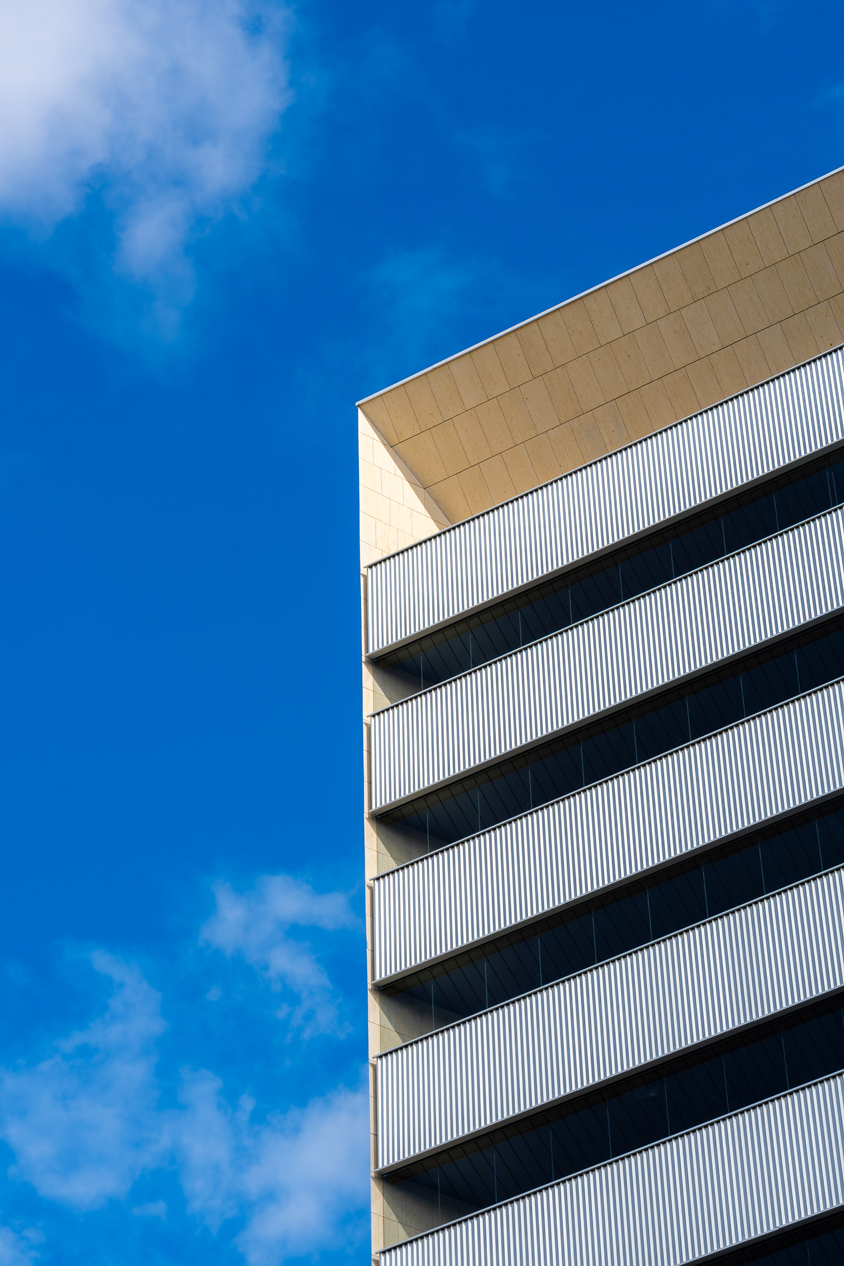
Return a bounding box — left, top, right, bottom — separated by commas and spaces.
0, 0, 291, 328
0, 951, 166, 1209
201, 874, 359, 1035
0, 891, 367, 1264
175, 1071, 368, 1263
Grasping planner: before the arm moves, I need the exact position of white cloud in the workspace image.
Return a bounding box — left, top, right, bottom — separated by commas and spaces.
0, 951, 166, 1209
201, 874, 359, 1034
0, 0, 290, 285
0, 1226, 39, 1266
173, 1071, 369, 1263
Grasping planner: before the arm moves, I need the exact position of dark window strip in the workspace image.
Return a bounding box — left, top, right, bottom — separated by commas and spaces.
375, 448, 844, 691
707, 1207, 844, 1264
380, 614, 844, 851
384, 996, 844, 1234
382, 795, 844, 1036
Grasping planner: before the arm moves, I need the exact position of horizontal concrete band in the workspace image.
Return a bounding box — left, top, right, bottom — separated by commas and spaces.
371, 506, 844, 809
372, 681, 844, 982
379, 1074, 844, 1266
367, 344, 844, 654
377, 868, 844, 1167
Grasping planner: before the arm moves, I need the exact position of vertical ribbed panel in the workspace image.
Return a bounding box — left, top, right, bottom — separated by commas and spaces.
377, 869, 844, 1167
372, 682, 844, 981
370, 508, 844, 808
379, 1075, 844, 1266
367, 345, 844, 654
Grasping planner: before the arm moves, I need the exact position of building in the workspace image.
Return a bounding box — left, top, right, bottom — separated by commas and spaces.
359, 166, 844, 1266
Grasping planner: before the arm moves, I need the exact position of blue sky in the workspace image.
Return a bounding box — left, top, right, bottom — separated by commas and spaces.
0, 0, 841, 1263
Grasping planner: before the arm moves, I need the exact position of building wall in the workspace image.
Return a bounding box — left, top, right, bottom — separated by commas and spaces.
359, 168, 844, 1259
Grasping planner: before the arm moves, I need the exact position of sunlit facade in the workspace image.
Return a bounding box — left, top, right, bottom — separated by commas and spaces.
360, 167, 844, 1266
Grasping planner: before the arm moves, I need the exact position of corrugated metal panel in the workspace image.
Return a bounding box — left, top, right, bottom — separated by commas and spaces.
371, 507, 844, 809
379, 1074, 844, 1266
377, 869, 844, 1167
372, 681, 844, 982
367, 345, 844, 655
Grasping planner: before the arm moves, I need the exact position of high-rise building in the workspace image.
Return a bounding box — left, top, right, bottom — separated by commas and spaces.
359, 166, 844, 1266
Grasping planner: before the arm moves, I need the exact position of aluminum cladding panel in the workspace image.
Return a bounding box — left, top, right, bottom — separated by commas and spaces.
379, 1074, 844, 1266
372, 682, 844, 981
367, 345, 844, 654
370, 507, 844, 809
377, 868, 844, 1167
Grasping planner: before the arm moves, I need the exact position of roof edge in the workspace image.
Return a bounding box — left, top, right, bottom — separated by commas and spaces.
356, 163, 844, 408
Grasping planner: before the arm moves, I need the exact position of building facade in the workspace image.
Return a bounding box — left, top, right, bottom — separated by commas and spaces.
359, 166, 844, 1266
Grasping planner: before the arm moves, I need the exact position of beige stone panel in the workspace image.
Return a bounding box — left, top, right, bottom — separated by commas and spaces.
474, 397, 515, 452
685, 357, 724, 412
771, 198, 813, 256
612, 331, 652, 391
583, 288, 624, 344
779, 311, 821, 365
728, 275, 769, 335
494, 329, 533, 387
796, 184, 838, 242
479, 452, 518, 504
426, 362, 465, 420
723, 219, 765, 278
675, 242, 717, 300
501, 442, 539, 494
404, 374, 442, 431
427, 473, 471, 523
829, 292, 844, 337
589, 343, 628, 401
700, 232, 742, 289
561, 298, 601, 355
707, 345, 749, 399
452, 408, 493, 466
430, 417, 471, 477
746, 207, 790, 266
450, 353, 488, 410
606, 276, 647, 333
361, 393, 399, 445
776, 255, 819, 313
379, 467, 406, 507
592, 401, 630, 452
616, 389, 655, 441
569, 411, 608, 462
820, 171, 844, 232
751, 266, 794, 326
637, 377, 675, 430
515, 322, 555, 376
634, 322, 675, 379
629, 265, 670, 322
382, 384, 423, 443
543, 365, 582, 423
457, 463, 493, 515
536, 309, 578, 366
499, 386, 539, 443
662, 367, 701, 419
652, 253, 694, 311
681, 299, 722, 358
547, 420, 587, 470
703, 289, 746, 347
756, 323, 796, 377
392, 429, 449, 487
657, 310, 699, 369
801, 240, 844, 301
525, 430, 564, 483
824, 234, 844, 291
566, 353, 606, 411
470, 342, 510, 398
805, 300, 844, 352
520, 375, 562, 433
732, 334, 774, 389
